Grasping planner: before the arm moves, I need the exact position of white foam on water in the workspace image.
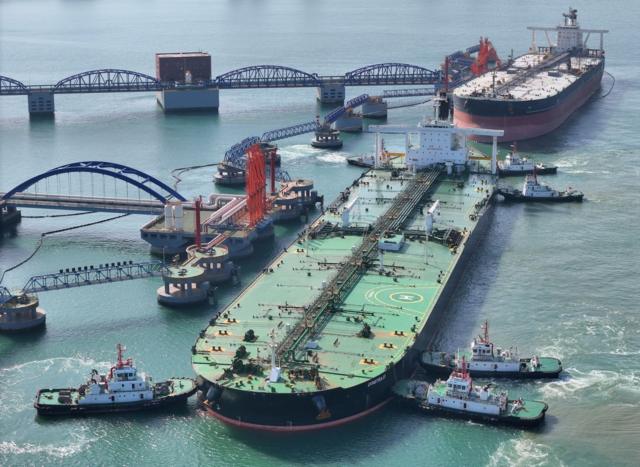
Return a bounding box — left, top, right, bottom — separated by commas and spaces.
316, 152, 348, 164
0, 440, 86, 459
0, 424, 104, 460
610, 348, 640, 356
278, 144, 323, 160
554, 157, 589, 169
540, 368, 640, 400
563, 169, 599, 175
487, 438, 564, 467
0, 357, 110, 416
540, 309, 634, 359
278, 144, 349, 165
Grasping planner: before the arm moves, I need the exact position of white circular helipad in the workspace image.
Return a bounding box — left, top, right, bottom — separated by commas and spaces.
389, 291, 424, 304
365, 286, 426, 308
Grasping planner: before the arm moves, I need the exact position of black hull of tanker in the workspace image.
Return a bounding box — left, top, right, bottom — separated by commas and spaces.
498, 189, 583, 203
420, 361, 561, 379
34, 389, 195, 416
418, 402, 547, 428
199, 197, 497, 431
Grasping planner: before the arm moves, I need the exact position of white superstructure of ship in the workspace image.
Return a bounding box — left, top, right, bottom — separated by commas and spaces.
77, 344, 153, 405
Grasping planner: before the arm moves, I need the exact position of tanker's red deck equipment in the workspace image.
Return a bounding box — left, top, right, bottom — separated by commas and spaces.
471, 37, 501, 75
246, 144, 267, 227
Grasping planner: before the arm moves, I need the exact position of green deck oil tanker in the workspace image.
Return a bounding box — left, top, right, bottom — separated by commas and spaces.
192, 101, 503, 431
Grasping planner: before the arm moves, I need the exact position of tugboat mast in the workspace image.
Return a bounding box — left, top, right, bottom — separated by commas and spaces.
481, 320, 489, 343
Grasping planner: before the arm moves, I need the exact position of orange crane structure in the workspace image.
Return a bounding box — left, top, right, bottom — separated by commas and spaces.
471, 37, 501, 75
246, 144, 267, 227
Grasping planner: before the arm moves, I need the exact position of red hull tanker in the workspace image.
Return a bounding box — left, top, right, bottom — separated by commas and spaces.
453, 9, 608, 142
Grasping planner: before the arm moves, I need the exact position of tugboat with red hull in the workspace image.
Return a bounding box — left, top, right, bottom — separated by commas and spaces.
454, 9, 608, 142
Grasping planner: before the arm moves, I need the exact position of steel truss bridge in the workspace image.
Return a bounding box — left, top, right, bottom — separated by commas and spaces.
0, 44, 480, 96
222, 93, 371, 175
216, 44, 481, 175
0, 161, 186, 214
0, 64, 441, 96
0, 261, 166, 300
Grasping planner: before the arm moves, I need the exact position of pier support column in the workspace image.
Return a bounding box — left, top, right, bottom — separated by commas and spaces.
333, 110, 363, 132
361, 97, 388, 118
28, 91, 55, 115
157, 88, 219, 112
316, 84, 345, 104
0, 205, 21, 230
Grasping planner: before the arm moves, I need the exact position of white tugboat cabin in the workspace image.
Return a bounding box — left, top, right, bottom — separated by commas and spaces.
78, 344, 153, 405
468, 321, 521, 372
497, 144, 557, 176
521, 174, 558, 198
426, 356, 508, 416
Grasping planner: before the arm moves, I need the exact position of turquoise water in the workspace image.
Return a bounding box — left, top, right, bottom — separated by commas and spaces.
1, 0, 639, 465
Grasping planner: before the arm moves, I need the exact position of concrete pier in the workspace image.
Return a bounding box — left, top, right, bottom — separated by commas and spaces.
184, 244, 237, 285
316, 84, 345, 104
157, 265, 211, 307
361, 96, 388, 118
28, 91, 55, 115
0, 204, 21, 230
157, 88, 219, 112
156, 244, 236, 307
333, 109, 363, 132
0, 294, 46, 332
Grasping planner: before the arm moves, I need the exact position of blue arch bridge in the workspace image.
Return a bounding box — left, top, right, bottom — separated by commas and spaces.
0, 161, 186, 215
0, 44, 479, 114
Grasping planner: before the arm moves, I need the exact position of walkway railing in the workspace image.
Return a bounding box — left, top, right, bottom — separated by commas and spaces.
19, 261, 166, 294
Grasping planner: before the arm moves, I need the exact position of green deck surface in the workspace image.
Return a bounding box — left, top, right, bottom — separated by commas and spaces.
193, 169, 495, 394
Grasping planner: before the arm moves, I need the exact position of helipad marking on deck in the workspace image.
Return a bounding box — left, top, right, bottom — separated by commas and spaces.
389, 291, 423, 304
364, 286, 426, 308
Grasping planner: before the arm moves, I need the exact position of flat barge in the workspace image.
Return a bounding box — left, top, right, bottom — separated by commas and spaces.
192, 107, 503, 431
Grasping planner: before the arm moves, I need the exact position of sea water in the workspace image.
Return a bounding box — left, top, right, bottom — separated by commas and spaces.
1, 1, 638, 465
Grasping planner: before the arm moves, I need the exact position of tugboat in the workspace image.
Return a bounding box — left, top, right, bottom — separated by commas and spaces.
394, 357, 548, 428
421, 321, 562, 378
346, 154, 375, 168
498, 144, 557, 176
498, 173, 583, 202
346, 139, 400, 168
34, 344, 197, 416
